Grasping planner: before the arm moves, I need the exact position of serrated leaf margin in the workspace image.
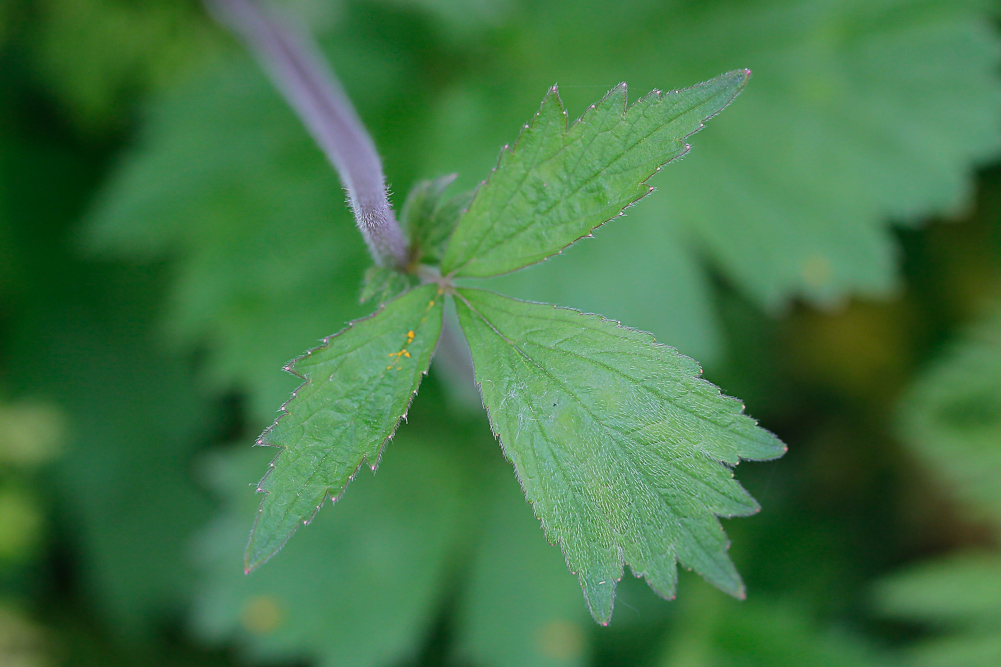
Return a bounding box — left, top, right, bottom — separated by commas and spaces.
442, 69, 751, 278
244, 284, 444, 572
453, 287, 785, 623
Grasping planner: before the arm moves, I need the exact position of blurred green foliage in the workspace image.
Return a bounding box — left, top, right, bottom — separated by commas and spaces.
877, 552, 1001, 667
874, 301, 1001, 667
657, 591, 889, 667
0, 603, 48, 667
1, 0, 1000, 665
897, 304, 1001, 525
31, 0, 215, 131
193, 432, 471, 667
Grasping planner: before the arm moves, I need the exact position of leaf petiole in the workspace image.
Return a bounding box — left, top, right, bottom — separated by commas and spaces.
206, 0, 409, 268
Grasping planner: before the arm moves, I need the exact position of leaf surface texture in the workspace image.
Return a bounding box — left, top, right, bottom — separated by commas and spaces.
454, 288, 784, 622
247, 285, 443, 570
441, 70, 748, 278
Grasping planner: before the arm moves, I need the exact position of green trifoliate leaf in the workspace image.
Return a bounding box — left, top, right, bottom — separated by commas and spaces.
440, 70, 749, 278
490, 205, 720, 363
453, 288, 784, 624
246, 284, 444, 571
400, 174, 472, 265
359, 264, 416, 304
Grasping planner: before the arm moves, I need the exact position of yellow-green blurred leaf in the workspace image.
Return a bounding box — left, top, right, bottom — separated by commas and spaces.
0, 485, 44, 563
0, 400, 66, 468
660, 592, 890, 667
0, 605, 48, 667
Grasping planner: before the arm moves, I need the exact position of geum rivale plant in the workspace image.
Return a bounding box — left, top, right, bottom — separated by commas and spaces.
211, 0, 786, 624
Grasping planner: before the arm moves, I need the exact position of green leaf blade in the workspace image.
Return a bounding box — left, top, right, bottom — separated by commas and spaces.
401, 174, 472, 265
454, 288, 783, 624
246, 284, 444, 571
360, 264, 416, 304
440, 70, 749, 278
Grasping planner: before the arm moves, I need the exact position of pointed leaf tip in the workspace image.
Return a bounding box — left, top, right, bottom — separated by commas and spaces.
441, 71, 749, 278
244, 285, 444, 569
454, 288, 783, 623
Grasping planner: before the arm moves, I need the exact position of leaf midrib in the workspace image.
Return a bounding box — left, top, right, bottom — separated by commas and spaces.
466, 293, 746, 441
451, 92, 694, 276
457, 291, 721, 570
260, 294, 439, 543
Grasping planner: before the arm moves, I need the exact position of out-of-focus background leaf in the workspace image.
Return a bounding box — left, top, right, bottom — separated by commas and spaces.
896, 303, 1001, 525
2, 0, 1001, 665
30, 0, 215, 132
873, 300, 1001, 667
454, 458, 592, 667
657, 591, 890, 667
877, 552, 1001, 667
191, 429, 472, 667
438, 0, 1001, 360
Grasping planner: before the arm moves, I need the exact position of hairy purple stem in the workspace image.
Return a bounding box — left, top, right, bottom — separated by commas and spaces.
206, 0, 409, 268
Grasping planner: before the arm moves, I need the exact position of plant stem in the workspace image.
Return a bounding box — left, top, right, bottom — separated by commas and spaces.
206, 0, 409, 268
